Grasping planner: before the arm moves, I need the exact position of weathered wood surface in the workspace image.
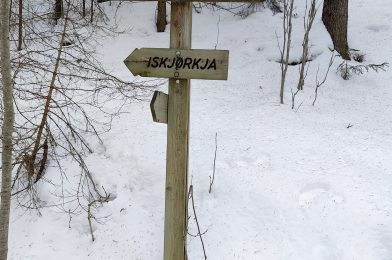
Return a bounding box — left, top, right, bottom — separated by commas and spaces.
150, 91, 168, 124
164, 1, 192, 260
124, 48, 229, 80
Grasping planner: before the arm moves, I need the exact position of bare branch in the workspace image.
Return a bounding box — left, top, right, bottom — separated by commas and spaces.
209, 133, 218, 194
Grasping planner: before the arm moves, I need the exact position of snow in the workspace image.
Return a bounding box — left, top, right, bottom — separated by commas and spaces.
6, 0, 392, 259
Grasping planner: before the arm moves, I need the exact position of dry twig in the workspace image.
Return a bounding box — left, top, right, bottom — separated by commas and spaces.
209, 133, 218, 194
188, 185, 207, 260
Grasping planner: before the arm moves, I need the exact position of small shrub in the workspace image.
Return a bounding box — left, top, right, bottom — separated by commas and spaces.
337, 61, 389, 80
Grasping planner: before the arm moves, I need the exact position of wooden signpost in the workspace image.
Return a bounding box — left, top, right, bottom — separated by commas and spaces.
124, 48, 229, 80
123, 0, 254, 259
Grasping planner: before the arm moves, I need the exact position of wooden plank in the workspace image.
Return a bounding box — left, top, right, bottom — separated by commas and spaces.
163, 1, 192, 260
150, 91, 168, 124
124, 48, 229, 80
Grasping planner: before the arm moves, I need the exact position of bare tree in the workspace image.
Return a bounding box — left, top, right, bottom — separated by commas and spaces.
3, 0, 157, 238
0, 0, 15, 259
278, 0, 294, 104
313, 51, 335, 105
297, 0, 317, 91
17, 0, 23, 51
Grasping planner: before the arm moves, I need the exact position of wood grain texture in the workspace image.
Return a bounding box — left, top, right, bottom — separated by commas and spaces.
124, 48, 229, 80
150, 91, 168, 124
164, 1, 192, 260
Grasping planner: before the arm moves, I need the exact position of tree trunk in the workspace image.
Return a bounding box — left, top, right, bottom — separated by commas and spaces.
0, 0, 15, 259
9, 0, 13, 21
156, 1, 167, 32
17, 0, 22, 51
54, 0, 63, 23
82, 0, 86, 18
90, 0, 94, 23
322, 0, 350, 60
280, 0, 294, 104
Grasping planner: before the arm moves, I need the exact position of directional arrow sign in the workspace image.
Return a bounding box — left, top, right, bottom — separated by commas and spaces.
124, 48, 229, 80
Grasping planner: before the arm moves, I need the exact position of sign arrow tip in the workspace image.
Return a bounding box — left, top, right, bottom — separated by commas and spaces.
124, 48, 142, 76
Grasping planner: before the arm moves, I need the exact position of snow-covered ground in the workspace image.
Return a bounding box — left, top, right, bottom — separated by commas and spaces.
8, 1, 392, 259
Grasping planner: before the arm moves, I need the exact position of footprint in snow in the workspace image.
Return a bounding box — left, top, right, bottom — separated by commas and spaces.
377, 227, 392, 258
298, 182, 344, 208
311, 240, 341, 260
367, 24, 390, 32
225, 154, 271, 168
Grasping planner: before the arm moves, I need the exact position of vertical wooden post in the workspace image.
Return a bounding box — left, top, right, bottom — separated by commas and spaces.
156, 0, 167, 32
164, 1, 192, 260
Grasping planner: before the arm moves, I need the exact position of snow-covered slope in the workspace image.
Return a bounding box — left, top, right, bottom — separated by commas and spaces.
8, 1, 392, 259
